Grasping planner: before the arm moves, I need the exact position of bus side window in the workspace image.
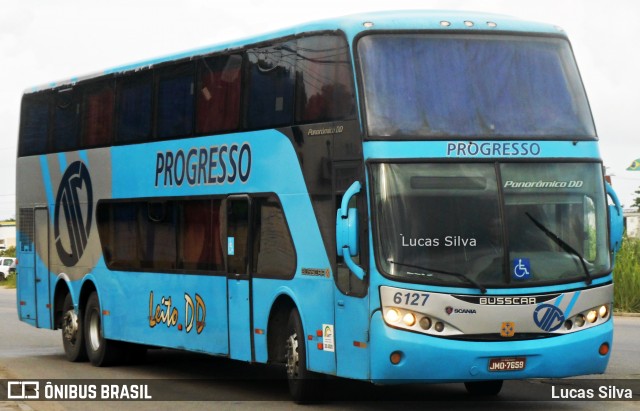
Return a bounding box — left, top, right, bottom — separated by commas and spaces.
226, 199, 250, 275
245, 40, 296, 129
19, 93, 50, 156
52, 88, 80, 152
295, 34, 356, 124
179, 199, 224, 271
157, 63, 195, 139
251, 196, 296, 279
197, 54, 242, 134
97, 202, 141, 270
82, 80, 115, 148
116, 71, 153, 144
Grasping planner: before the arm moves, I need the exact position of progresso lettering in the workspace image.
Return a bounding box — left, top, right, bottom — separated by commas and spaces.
155, 143, 251, 187
446, 142, 541, 157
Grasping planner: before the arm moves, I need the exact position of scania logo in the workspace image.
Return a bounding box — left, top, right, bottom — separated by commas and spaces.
54, 161, 93, 267
533, 304, 565, 332
445, 306, 476, 315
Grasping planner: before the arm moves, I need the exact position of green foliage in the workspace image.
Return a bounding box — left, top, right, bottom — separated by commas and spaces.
0, 246, 15, 257
633, 187, 640, 210
613, 237, 640, 312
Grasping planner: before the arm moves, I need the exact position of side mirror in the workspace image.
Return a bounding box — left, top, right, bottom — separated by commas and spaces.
336, 181, 365, 280
606, 183, 624, 253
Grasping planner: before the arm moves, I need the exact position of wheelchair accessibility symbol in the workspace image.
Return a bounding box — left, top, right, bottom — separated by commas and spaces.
512, 258, 532, 280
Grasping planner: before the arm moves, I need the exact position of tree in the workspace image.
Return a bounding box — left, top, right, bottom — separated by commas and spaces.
0, 246, 15, 258
633, 187, 640, 210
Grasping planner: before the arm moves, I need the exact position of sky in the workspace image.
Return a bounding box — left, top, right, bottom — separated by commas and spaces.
1, 0, 639, 219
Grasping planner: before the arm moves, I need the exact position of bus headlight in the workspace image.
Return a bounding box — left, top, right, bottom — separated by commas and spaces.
598, 305, 609, 319
385, 308, 400, 323
402, 312, 416, 327
562, 304, 610, 333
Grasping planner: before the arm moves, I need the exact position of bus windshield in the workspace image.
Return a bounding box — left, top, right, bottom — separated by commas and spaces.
358, 34, 595, 139
371, 162, 611, 287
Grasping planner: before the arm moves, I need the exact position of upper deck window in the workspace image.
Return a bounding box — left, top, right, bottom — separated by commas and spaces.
358, 34, 596, 139
53, 88, 80, 152
196, 54, 242, 134
82, 80, 115, 148
245, 40, 296, 129
19, 93, 50, 156
116, 72, 153, 143
295, 35, 356, 123
157, 63, 195, 139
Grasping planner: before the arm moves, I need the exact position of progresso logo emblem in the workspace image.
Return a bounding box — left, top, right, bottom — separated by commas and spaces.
533, 303, 565, 332
54, 161, 93, 267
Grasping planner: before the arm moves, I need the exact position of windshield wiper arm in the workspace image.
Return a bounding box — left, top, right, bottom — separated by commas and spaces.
387, 260, 487, 294
525, 212, 592, 285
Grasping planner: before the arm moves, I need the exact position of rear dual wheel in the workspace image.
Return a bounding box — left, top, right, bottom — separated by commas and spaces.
84, 292, 147, 366
61, 293, 87, 362
84, 292, 124, 366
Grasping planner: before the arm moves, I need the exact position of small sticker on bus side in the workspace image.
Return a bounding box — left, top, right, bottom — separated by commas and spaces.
228, 237, 235, 256
323, 324, 335, 352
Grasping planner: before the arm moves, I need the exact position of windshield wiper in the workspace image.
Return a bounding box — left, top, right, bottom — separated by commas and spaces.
387, 260, 487, 294
525, 212, 592, 285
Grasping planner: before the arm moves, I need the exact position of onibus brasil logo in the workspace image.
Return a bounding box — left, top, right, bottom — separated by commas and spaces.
54, 161, 93, 267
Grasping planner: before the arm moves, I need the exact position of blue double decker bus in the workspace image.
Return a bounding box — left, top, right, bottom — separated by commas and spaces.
16, 10, 624, 401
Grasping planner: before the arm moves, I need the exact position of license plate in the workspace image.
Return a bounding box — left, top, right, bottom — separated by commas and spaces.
488, 357, 526, 372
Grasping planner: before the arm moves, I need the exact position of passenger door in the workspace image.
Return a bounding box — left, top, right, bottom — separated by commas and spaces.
34, 207, 52, 328
226, 196, 253, 361
334, 187, 370, 379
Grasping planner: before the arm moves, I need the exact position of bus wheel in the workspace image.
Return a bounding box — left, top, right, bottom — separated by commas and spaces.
84, 292, 123, 366
464, 380, 503, 396
285, 308, 321, 403
61, 293, 87, 362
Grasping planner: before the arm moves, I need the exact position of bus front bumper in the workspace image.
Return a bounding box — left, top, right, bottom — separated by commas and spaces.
369, 311, 612, 383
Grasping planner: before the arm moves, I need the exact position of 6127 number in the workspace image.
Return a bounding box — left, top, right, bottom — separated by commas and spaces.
393, 292, 429, 306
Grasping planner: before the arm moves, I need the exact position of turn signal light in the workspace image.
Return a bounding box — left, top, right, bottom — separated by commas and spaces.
390, 351, 403, 365
599, 342, 609, 356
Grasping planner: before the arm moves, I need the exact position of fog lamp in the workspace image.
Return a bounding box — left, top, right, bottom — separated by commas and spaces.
419, 317, 432, 330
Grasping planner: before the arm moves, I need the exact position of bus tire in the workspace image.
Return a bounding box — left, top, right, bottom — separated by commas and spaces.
84, 292, 124, 366
285, 308, 321, 403
61, 293, 87, 362
464, 380, 503, 396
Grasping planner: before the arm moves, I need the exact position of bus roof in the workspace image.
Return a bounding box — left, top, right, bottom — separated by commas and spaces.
25, 10, 565, 94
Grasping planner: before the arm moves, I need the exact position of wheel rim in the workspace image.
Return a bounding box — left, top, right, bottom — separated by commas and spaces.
88, 309, 101, 352
62, 310, 79, 343
285, 332, 299, 378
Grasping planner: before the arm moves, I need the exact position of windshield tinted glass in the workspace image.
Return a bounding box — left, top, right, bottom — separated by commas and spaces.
358, 34, 595, 139
371, 162, 610, 287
